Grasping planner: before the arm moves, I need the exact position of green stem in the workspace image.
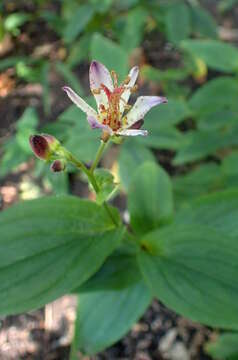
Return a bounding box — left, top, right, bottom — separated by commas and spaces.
90, 140, 107, 173
68, 151, 119, 227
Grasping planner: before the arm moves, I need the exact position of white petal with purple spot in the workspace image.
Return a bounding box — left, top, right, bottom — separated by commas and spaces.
124, 96, 167, 128
119, 66, 139, 115
89, 61, 113, 111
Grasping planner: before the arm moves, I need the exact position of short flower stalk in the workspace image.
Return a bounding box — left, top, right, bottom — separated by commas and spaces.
29, 61, 167, 228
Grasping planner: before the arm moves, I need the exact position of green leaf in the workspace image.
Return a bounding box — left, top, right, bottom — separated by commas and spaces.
0, 56, 29, 71
206, 333, 238, 359
93, 169, 117, 205
118, 140, 156, 191
119, 7, 147, 54
189, 77, 238, 116
138, 224, 238, 329
89, 0, 114, 13
63, 4, 94, 44
173, 123, 238, 164
173, 130, 222, 165
0, 139, 30, 178
0, 107, 39, 177
142, 65, 189, 84
128, 162, 173, 235
55, 61, 84, 95
0, 196, 123, 315
72, 281, 151, 355
182, 40, 238, 72
222, 152, 238, 188
67, 34, 92, 67
165, 2, 191, 44
189, 5, 217, 39
219, 0, 238, 13
144, 98, 190, 128
197, 110, 238, 131
174, 189, 238, 238
90, 33, 129, 80
4, 12, 30, 33
137, 125, 184, 150
15, 107, 39, 153
78, 247, 142, 292
173, 163, 223, 206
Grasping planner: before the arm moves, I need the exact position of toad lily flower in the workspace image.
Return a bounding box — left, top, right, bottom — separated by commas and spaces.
63, 61, 167, 139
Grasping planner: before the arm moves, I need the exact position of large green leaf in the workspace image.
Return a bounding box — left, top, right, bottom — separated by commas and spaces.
174, 189, 238, 237
222, 152, 238, 188
119, 7, 147, 54
144, 98, 190, 128
137, 125, 184, 150
128, 162, 173, 235
118, 140, 156, 191
165, 2, 191, 44
189, 77, 238, 116
77, 246, 141, 293
206, 332, 238, 359
173, 124, 238, 165
0, 196, 123, 314
173, 163, 223, 206
189, 5, 217, 39
138, 224, 238, 329
72, 281, 151, 356
90, 33, 129, 80
63, 4, 94, 43
197, 110, 238, 132
182, 39, 238, 72
173, 130, 222, 165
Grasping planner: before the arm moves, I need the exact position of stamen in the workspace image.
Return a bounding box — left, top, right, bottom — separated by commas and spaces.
111, 70, 118, 88
130, 85, 138, 93
123, 76, 131, 85
101, 83, 111, 100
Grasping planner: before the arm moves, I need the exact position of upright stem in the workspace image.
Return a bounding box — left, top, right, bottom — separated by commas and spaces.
90, 140, 107, 173
68, 149, 119, 227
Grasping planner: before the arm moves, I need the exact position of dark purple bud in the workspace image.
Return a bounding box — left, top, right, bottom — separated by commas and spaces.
129, 119, 144, 130
29, 134, 58, 160
51, 159, 65, 172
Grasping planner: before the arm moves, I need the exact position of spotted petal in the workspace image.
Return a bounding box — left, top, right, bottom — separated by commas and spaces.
124, 96, 167, 128
63, 86, 98, 118
89, 61, 114, 111
116, 129, 148, 136
119, 66, 139, 115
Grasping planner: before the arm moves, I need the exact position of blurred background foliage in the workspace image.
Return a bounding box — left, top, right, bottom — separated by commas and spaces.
1, 0, 238, 357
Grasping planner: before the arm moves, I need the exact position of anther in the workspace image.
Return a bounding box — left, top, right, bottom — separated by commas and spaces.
92, 88, 101, 95
123, 76, 131, 85
130, 85, 138, 93
111, 70, 118, 87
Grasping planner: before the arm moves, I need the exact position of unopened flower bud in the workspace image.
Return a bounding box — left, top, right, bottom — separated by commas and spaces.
29, 134, 59, 160
50, 159, 66, 172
